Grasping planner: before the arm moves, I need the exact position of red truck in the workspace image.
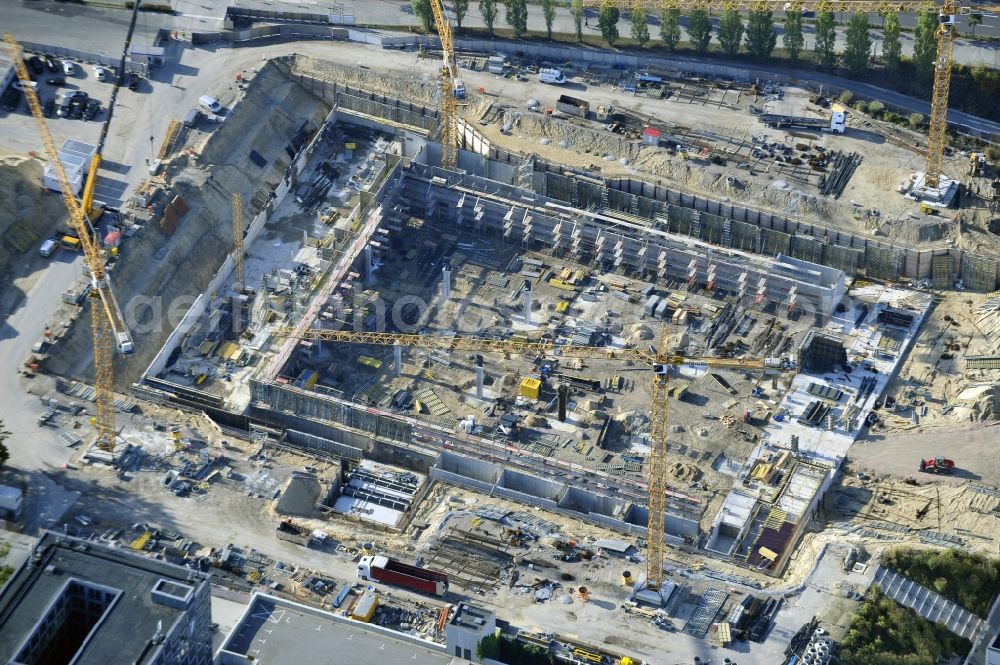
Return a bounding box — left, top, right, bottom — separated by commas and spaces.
356, 554, 448, 597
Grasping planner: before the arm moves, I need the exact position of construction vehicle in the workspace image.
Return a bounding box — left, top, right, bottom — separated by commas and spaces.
6, 34, 133, 452
970, 152, 987, 177
586, 0, 971, 198
79, 0, 143, 224
277, 327, 792, 596
428, 0, 459, 169
919, 456, 955, 474
357, 554, 449, 597
755, 103, 847, 134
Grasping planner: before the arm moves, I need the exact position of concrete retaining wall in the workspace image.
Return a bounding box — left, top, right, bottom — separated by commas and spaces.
498, 469, 563, 501
437, 452, 501, 484
283, 429, 363, 461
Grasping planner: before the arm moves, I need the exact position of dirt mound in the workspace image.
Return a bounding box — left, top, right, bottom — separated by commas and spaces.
0, 151, 65, 269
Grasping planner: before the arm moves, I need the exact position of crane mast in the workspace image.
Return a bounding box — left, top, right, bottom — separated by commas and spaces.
274, 327, 780, 590
232, 193, 246, 293
429, 0, 459, 170
5, 34, 129, 450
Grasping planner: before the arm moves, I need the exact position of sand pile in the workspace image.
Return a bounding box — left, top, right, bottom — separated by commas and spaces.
955, 383, 1000, 423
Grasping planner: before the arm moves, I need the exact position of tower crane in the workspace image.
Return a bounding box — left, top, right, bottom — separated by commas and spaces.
5, 35, 132, 451
79, 0, 143, 223
590, 0, 966, 192
429, 0, 462, 170
274, 326, 790, 594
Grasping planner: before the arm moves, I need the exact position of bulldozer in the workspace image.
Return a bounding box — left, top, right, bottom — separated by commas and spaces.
919, 457, 955, 474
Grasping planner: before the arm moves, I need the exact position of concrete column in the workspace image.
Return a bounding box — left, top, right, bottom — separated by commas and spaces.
394, 342, 402, 376
475, 355, 484, 399
442, 261, 452, 300
523, 280, 532, 324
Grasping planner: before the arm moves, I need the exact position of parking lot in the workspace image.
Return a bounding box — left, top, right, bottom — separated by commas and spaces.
2, 50, 145, 207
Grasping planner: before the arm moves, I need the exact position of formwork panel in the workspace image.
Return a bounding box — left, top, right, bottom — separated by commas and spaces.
962, 254, 998, 292
866, 246, 903, 281
761, 229, 791, 256
931, 255, 955, 289
823, 244, 862, 275
730, 220, 758, 252
789, 236, 823, 264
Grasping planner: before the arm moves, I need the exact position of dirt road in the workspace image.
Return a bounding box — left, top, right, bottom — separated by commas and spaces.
850, 424, 1000, 485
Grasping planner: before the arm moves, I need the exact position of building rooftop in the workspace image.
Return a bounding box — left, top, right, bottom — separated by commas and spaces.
0, 532, 210, 665
218, 594, 458, 665
450, 603, 494, 632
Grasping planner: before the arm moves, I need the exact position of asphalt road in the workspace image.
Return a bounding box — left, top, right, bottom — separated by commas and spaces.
231, 0, 1000, 60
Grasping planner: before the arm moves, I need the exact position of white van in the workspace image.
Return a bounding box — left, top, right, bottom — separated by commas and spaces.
538, 68, 567, 84
198, 94, 222, 113
39, 238, 58, 257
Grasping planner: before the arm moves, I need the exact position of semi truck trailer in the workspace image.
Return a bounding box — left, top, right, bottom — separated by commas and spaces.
357, 554, 448, 597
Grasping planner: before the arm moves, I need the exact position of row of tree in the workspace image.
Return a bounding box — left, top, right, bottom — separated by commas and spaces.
410, 1, 951, 84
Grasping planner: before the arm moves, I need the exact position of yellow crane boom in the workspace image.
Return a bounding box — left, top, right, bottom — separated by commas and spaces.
591, 0, 963, 190
274, 326, 787, 590
5, 34, 131, 450
430, 0, 459, 170
232, 192, 246, 293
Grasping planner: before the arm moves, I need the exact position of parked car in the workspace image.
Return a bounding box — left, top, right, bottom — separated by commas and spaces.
92, 65, 108, 82
46, 76, 65, 86
83, 98, 100, 120
69, 98, 85, 119
12, 80, 38, 92
28, 55, 44, 75
39, 238, 58, 257
126, 71, 139, 91
1, 87, 19, 111
57, 101, 71, 117
56, 90, 87, 104
42, 97, 55, 117
44, 55, 59, 72
61, 60, 75, 75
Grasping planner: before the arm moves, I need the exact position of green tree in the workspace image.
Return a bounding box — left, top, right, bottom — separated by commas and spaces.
452, 0, 469, 29
745, 11, 777, 61
814, 11, 837, 69
843, 12, 872, 78
783, 10, 804, 62
687, 10, 713, 53
540, 0, 557, 39
631, 5, 650, 46
571, 0, 585, 41
661, 8, 682, 50
881, 12, 902, 72
598, 6, 620, 45
913, 11, 938, 83
909, 112, 925, 129
411, 0, 432, 31
968, 13, 983, 36
504, 0, 528, 38
480, 0, 499, 37
717, 9, 744, 55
